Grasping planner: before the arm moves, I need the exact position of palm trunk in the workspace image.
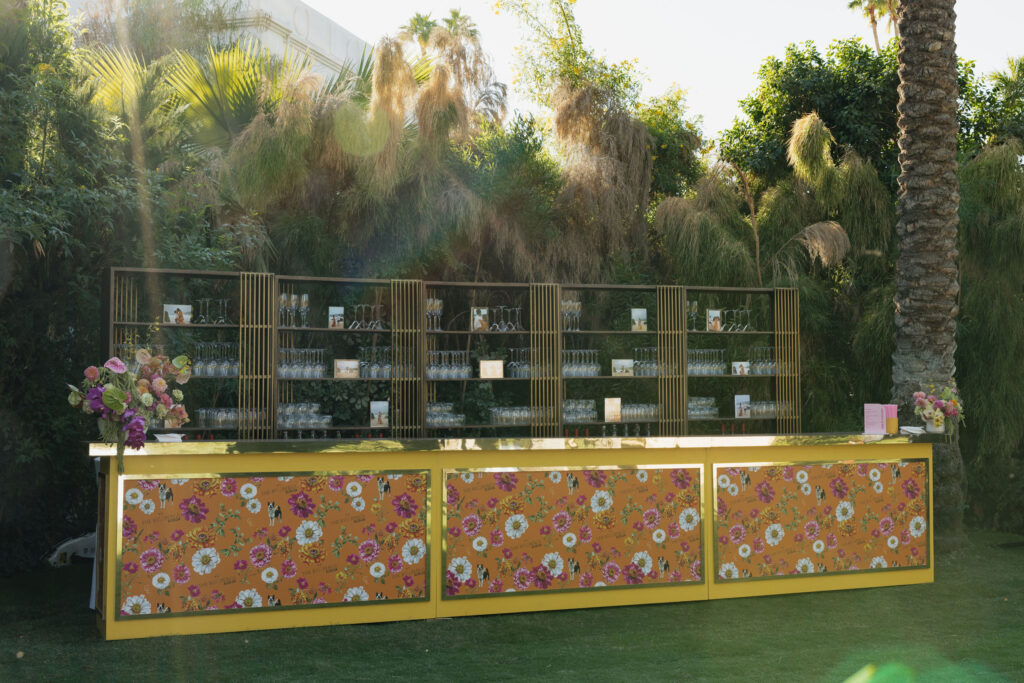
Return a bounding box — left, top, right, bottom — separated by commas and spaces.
869, 9, 882, 54
892, 0, 965, 548
888, 0, 901, 37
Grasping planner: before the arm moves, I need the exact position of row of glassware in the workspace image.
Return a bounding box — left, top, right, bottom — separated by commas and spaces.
426, 402, 467, 427
425, 350, 473, 379
190, 407, 263, 429
192, 342, 240, 377
688, 396, 719, 419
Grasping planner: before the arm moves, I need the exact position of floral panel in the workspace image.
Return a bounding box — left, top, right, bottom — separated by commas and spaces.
118, 471, 430, 617
714, 460, 929, 581
443, 467, 703, 598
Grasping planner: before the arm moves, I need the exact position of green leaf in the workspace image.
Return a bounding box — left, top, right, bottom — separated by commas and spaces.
172, 354, 190, 369
102, 386, 128, 411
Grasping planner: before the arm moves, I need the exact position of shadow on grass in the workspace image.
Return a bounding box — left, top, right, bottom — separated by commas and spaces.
1, 530, 1021, 681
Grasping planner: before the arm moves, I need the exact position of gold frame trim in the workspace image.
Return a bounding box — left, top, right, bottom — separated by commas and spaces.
709, 457, 932, 583
439, 463, 707, 600
114, 469, 432, 620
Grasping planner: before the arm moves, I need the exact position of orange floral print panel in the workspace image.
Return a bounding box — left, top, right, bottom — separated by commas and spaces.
443, 467, 703, 597
714, 461, 929, 580
118, 472, 429, 617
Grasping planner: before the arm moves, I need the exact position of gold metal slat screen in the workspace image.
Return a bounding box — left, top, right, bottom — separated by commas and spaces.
657, 285, 687, 436
239, 273, 274, 440
391, 279, 425, 439
530, 283, 561, 438
112, 272, 139, 356
773, 287, 801, 434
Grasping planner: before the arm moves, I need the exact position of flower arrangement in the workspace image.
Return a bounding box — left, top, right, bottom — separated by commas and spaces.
913, 382, 965, 433
68, 349, 190, 472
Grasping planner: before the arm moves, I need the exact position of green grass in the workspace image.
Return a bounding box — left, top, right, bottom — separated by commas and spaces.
2, 530, 1022, 681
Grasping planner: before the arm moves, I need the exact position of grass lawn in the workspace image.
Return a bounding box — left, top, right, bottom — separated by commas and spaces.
1, 529, 1021, 681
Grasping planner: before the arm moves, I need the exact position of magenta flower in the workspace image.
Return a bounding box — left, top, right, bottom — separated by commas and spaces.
449, 526, 461, 537
346, 553, 360, 565
729, 524, 745, 543
804, 520, 820, 540
690, 560, 702, 581
84, 366, 100, 382
234, 559, 248, 570
585, 471, 607, 488
879, 517, 894, 535
643, 508, 661, 529
753, 538, 765, 553
188, 584, 201, 597
902, 479, 920, 500
297, 577, 309, 589
552, 511, 572, 534
249, 543, 272, 568
494, 472, 518, 491
445, 571, 462, 596
104, 357, 127, 374
281, 559, 297, 578
403, 575, 415, 587
575, 494, 586, 506
139, 548, 164, 574
670, 469, 692, 489
392, 493, 418, 518
278, 525, 291, 538
533, 566, 553, 589
756, 481, 775, 504
288, 491, 316, 518
220, 478, 237, 496
830, 477, 849, 499
179, 495, 208, 523
540, 525, 552, 535
502, 547, 513, 559
623, 563, 644, 584
668, 522, 681, 538
122, 515, 137, 538
717, 496, 726, 515
328, 475, 345, 492
446, 484, 460, 505
579, 525, 593, 543
385, 522, 398, 533
388, 554, 403, 573
359, 539, 379, 562
123, 561, 138, 574
826, 533, 839, 549
513, 567, 534, 591
487, 497, 499, 508
173, 564, 190, 584
579, 572, 594, 588
489, 579, 505, 593
462, 514, 481, 536
602, 561, 621, 584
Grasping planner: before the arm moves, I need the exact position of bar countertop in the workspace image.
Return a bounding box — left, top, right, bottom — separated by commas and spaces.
88, 431, 941, 457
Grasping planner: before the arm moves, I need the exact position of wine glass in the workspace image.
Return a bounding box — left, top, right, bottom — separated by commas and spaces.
299, 293, 309, 328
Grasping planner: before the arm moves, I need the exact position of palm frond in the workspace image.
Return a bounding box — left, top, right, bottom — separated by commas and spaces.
787, 112, 836, 191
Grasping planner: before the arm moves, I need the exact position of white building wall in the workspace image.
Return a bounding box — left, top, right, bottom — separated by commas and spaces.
67, 0, 371, 78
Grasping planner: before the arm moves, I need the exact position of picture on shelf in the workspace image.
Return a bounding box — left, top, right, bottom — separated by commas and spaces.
328, 306, 345, 329
605, 397, 622, 423
334, 359, 359, 379
734, 394, 751, 418
611, 359, 634, 377
707, 309, 723, 332
479, 360, 504, 379
471, 307, 489, 332
162, 304, 192, 325
631, 308, 648, 332
370, 401, 389, 428
732, 361, 750, 376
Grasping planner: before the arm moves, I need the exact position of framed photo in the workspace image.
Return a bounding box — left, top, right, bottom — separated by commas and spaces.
630, 308, 648, 332
471, 307, 489, 332
162, 304, 192, 325
328, 306, 345, 329
734, 394, 751, 419
611, 359, 634, 377
334, 359, 359, 379
604, 397, 621, 423
370, 401, 389, 428
731, 361, 750, 376
707, 309, 723, 332
479, 360, 504, 379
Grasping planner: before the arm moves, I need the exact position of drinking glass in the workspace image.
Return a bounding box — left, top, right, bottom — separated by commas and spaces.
299, 293, 309, 328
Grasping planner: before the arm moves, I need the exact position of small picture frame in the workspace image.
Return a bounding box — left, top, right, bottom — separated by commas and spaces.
471, 307, 489, 332
604, 397, 621, 423
328, 306, 345, 329
334, 359, 359, 379
734, 394, 751, 419
707, 309, 723, 332
631, 308, 648, 332
611, 359, 634, 377
162, 304, 192, 325
370, 401, 389, 428
479, 360, 504, 379
731, 361, 750, 376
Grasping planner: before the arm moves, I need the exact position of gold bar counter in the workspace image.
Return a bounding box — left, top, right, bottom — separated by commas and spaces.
91, 434, 933, 640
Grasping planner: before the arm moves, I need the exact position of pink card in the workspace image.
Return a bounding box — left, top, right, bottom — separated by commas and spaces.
863, 404, 885, 434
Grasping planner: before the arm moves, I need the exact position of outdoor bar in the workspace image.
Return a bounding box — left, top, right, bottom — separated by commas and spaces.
90, 268, 934, 640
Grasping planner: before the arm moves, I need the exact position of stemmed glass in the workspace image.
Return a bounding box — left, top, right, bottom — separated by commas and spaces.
299, 293, 309, 328
288, 294, 298, 328
278, 293, 288, 327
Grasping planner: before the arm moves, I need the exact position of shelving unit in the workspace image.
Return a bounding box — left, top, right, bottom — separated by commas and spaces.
107, 268, 801, 440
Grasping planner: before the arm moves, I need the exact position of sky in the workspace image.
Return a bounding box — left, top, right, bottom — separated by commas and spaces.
305, 0, 1024, 140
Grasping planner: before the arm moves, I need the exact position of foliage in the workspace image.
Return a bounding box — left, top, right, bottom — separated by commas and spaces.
498, 0, 642, 112
633, 87, 705, 200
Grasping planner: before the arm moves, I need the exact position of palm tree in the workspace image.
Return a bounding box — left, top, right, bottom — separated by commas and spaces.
399, 12, 438, 56
848, 0, 889, 53
443, 9, 478, 38
892, 0, 965, 546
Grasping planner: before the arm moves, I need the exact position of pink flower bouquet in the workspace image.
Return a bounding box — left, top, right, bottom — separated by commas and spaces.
912, 381, 965, 433
68, 349, 190, 472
